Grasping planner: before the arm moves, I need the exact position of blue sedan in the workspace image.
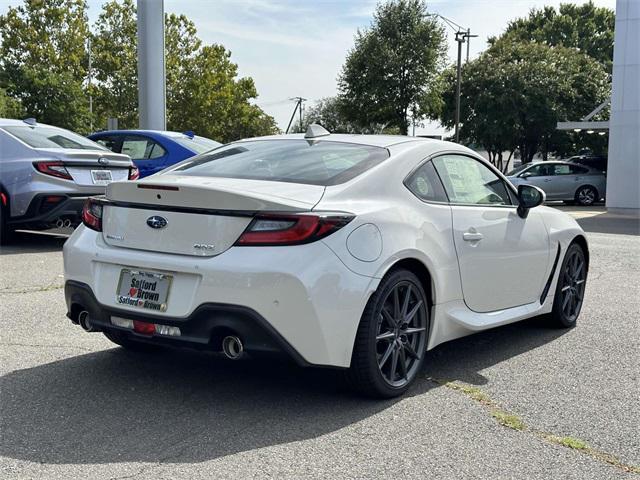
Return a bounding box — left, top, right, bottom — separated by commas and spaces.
88, 130, 221, 178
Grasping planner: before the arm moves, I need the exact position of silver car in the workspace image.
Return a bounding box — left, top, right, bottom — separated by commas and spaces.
507, 161, 606, 206
0, 118, 136, 243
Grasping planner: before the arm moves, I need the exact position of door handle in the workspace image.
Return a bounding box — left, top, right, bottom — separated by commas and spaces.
463, 232, 484, 242
543, 178, 552, 182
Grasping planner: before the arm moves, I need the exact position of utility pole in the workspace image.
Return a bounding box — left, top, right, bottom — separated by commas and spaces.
286, 97, 306, 134
454, 29, 478, 143
87, 37, 93, 133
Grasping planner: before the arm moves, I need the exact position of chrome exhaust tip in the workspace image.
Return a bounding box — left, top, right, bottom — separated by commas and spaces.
63, 219, 72, 228
221, 335, 244, 360
55, 218, 64, 228
78, 311, 96, 332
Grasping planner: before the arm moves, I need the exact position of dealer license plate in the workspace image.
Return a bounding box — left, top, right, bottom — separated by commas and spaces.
91, 169, 113, 185
116, 269, 172, 312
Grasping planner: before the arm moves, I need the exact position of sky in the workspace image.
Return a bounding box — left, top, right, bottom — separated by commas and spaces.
0, 0, 617, 134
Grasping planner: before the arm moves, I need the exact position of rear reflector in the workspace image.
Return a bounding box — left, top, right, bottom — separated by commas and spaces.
235, 213, 354, 246
82, 197, 103, 231
111, 317, 180, 337
33, 161, 72, 180
0, 192, 7, 206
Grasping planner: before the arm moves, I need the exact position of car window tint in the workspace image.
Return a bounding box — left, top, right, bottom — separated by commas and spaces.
93, 136, 120, 152
172, 140, 389, 186
121, 136, 166, 160
526, 164, 554, 176
405, 161, 448, 202
2, 125, 106, 150
554, 164, 571, 175
570, 165, 589, 174
433, 155, 512, 206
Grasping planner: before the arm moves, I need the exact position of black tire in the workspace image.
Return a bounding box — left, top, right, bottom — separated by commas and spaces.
346, 268, 429, 398
550, 243, 587, 328
0, 202, 15, 246
103, 330, 161, 352
575, 185, 598, 206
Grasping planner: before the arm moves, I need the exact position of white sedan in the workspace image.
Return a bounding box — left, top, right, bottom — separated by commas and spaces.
63, 125, 589, 398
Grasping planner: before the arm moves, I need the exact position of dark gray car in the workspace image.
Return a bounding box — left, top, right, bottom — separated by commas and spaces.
0, 118, 136, 243
507, 161, 606, 206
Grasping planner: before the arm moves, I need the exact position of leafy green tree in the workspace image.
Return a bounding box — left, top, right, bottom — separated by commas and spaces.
338, 0, 446, 135
433, 42, 609, 168
90, 0, 277, 141
0, 87, 25, 118
492, 1, 615, 72
0, 0, 90, 131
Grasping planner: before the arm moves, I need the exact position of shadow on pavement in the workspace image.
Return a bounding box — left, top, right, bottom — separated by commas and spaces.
575, 214, 639, 236
0, 317, 567, 465
0, 231, 68, 255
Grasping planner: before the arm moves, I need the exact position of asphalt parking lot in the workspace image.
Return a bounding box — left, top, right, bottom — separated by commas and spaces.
1, 212, 638, 479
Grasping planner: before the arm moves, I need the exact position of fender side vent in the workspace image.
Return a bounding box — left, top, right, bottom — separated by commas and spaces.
540, 243, 562, 305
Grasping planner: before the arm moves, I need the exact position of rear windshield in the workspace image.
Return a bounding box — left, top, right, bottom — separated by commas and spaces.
171, 139, 390, 186
2, 125, 106, 151
172, 135, 221, 154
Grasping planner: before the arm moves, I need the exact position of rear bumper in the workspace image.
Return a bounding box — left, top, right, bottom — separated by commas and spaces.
63, 226, 378, 367
65, 280, 312, 366
8, 193, 96, 228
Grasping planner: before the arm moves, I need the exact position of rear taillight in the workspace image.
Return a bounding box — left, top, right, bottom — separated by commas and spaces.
129, 165, 140, 180
33, 161, 72, 180
235, 213, 354, 246
82, 198, 103, 231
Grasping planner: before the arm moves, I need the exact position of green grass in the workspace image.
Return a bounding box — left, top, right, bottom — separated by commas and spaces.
546, 435, 589, 450
491, 410, 526, 431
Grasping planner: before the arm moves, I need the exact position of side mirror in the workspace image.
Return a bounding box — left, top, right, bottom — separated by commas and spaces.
520, 171, 533, 178
517, 184, 545, 218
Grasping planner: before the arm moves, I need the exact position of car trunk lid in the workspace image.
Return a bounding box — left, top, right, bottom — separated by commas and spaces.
36, 148, 132, 186
101, 175, 326, 256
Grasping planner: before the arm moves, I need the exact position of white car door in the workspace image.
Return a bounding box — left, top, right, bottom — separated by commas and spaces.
432, 154, 551, 313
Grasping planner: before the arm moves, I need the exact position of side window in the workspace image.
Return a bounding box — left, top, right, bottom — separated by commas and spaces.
525, 164, 554, 177
121, 136, 167, 160
405, 160, 448, 202
433, 155, 512, 206
93, 136, 120, 153
569, 165, 589, 174
553, 164, 571, 175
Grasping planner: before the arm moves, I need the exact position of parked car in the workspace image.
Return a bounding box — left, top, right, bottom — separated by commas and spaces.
567, 154, 608, 173
88, 130, 221, 178
0, 118, 137, 244
64, 125, 589, 398
506, 160, 606, 206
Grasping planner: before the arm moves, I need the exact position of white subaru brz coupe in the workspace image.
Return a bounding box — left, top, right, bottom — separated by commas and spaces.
63, 125, 588, 398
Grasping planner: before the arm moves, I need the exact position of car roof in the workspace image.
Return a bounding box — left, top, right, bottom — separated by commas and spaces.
235, 133, 438, 148
90, 129, 194, 138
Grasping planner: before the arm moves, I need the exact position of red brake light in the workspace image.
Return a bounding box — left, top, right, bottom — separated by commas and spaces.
82, 198, 103, 232
33, 161, 72, 180
129, 165, 140, 180
235, 213, 354, 246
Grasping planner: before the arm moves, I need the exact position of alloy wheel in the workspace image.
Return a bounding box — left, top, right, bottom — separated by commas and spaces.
375, 281, 427, 388
577, 187, 596, 205
560, 249, 586, 322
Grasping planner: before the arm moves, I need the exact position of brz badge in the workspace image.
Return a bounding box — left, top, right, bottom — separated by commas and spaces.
193, 243, 215, 250
146, 216, 168, 229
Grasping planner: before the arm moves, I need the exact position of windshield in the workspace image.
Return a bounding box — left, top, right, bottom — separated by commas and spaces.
507, 164, 530, 176
170, 139, 390, 186
172, 135, 221, 154
2, 125, 107, 151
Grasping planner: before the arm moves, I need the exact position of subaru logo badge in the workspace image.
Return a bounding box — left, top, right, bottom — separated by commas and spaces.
146, 216, 168, 229
98, 157, 109, 165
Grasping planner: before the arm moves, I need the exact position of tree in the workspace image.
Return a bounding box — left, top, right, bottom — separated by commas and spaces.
90, 0, 277, 141
0, 0, 90, 131
0, 87, 24, 118
491, 1, 615, 72
433, 41, 610, 168
290, 97, 377, 134
338, 0, 446, 135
